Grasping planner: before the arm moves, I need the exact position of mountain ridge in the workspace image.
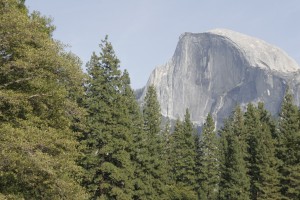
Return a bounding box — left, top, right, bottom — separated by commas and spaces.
139, 29, 300, 127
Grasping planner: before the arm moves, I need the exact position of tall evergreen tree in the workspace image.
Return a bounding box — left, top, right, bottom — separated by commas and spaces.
182, 109, 197, 188
161, 118, 173, 191
121, 72, 156, 200
169, 110, 197, 199
194, 131, 202, 198
244, 103, 281, 200
196, 114, 219, 200
142, 85, 168, 199
0, 0, 88, 198
244, 104, 262, 200
277, 91, 300, 199
256, 103, 281, 200
82, 37, 135, 199
218, 107, 250, 200
143, 85, 161, 137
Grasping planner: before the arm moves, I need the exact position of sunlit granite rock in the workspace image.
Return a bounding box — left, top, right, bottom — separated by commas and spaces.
139, 29, 300, 127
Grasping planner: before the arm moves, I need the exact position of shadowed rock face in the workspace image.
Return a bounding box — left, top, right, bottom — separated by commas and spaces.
139, 29, 300, 127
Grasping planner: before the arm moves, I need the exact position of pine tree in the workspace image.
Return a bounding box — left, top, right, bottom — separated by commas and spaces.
121, 71, 156, 200
182, 109, 197, 188
256, 102, 281, 200
194, 131, 202, 198
169, 119, 197, 200
277, 91, 300, 199
218, 107, 250, 200
244, 103, 281, 200
161, 118, 173, 194
142, 85, 168, 199
143, 85, 161, 137
82, 37, 135, 199
196, 114, 219, 200
169, 110, 197, 199
244, 104, 261, 200
0, 0, 87, 198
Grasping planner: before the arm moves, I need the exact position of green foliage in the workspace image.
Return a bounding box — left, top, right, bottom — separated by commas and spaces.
244, 103, 281, 200
0, 0, 87, 198
122, 71, 157, 199
143, 85, 161, 136
277, 91, 300, 199
0, 122, 87, 200
256, 103, 281, 200
161, 118, 172, 174
169, 110, 197, 199
196, 114, 219, 200
82, 37, 136, 199
141, 85, 169, 199
218, 107, 250, 200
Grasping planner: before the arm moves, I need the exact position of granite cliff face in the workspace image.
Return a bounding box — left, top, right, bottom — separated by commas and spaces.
139, 29, 300, 127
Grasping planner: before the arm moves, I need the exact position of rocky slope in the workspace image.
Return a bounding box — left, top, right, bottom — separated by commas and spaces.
139, 29, 300, 127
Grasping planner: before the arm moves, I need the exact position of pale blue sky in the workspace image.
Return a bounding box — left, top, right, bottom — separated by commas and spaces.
25, 0, 300, 89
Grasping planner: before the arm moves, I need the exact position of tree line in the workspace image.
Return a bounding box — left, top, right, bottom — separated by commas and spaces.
0, 1, 299, 199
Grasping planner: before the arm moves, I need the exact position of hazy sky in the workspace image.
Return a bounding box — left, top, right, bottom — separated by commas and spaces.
25, 0, 300, 89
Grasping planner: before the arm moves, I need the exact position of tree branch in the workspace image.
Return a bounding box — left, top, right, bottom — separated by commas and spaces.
0, 77, 33, 89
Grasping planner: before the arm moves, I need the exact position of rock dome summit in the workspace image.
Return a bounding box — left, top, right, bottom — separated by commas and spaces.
139, 29, 300, 127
